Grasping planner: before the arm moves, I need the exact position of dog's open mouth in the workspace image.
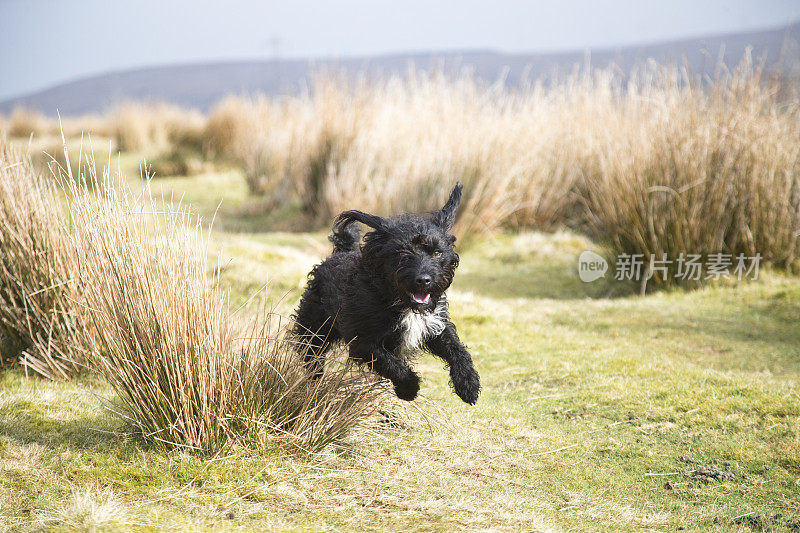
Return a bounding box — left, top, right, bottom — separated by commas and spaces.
410, 292, 431, 305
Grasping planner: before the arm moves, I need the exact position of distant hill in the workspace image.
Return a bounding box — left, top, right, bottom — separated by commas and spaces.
3, 22, 798, 116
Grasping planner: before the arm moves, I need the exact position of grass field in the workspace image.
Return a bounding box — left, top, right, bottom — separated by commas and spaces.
0, 160, 798, 532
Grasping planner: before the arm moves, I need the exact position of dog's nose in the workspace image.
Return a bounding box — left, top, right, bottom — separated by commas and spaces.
416, 275, 432, 288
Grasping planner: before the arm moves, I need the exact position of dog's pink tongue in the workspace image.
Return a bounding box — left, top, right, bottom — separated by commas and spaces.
412, 292, 431, 304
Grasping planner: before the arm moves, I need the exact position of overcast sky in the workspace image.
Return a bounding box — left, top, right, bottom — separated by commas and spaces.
1, 0, 798, 100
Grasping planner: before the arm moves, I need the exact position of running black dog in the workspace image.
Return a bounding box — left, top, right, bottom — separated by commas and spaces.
292, 183, 480, 404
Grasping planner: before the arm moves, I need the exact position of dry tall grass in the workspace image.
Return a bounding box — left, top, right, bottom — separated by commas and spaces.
6, 108, 48, 137
64, 172, 387, 450
203, 87, 354, 204
1, 110, 113, 139
110, 102, 205, 152
209, 58, 800, 284
205, 72, 606, 229
0, 142, 86, 377
58, 114, 113, 138
582, 64, 800, 284
8, 56, 797, 287
0, 138, 387, 450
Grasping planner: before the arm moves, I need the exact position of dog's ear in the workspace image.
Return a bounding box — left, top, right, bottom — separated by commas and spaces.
433, 182, 463, 230
335, 210, 388, 232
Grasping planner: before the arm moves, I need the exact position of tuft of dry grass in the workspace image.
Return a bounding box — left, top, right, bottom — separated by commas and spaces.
57, 114, 114, 138
6, 107, 48, 138
579, 59, 800, 286
0, 136, 387, 451
110, 102, 206, 152
1, 109, 113, 139
233, 318, 390, 451
202, 97, 253, 158
44, 485, 129, 530
0, 141, 87, 377
65, 171, 387, 450
204, 71, 601, 231
203, 86, 357, 206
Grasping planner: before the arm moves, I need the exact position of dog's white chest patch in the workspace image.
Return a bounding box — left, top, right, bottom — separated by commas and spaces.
397, 298, 447, 357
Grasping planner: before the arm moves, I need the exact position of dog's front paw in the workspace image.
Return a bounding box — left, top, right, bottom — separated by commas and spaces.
393, 372, 420, 401
452, 365, 481, 405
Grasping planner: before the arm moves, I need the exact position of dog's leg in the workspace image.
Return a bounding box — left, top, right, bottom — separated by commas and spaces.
426, 323, 481, 405
349, 340, 420, 401
293, 296, 338, 379
298, 322, 337, 379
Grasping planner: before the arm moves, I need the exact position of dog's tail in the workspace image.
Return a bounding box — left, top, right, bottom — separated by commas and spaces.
329, 216, 362, 253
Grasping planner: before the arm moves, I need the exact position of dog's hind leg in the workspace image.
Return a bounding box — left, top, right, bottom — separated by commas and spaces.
292, 297, 339, 379
349, 340, 420, 401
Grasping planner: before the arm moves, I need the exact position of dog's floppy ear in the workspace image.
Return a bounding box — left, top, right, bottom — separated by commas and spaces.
335, 210, 388, 232
433, 182, 463, 230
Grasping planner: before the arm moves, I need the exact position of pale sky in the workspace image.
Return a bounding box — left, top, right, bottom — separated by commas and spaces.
0, 0, 797, 100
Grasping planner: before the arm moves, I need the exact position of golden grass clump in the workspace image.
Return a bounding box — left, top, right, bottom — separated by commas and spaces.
582, 62, 800, 284
231, 320, 390, 451
7, 108, 49, 137
2, 109, 113, 139
207, 72, 602, 232
0, 142, 87, 377
205, 77, 362, 207
0, 137, 387, 450
57, 114, 113, 138
66, 173, 386, 450
110, 102, 205, 152
202, 97, 252, 157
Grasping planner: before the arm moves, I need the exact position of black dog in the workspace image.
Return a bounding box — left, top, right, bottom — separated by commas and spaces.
292, 183, 480, 404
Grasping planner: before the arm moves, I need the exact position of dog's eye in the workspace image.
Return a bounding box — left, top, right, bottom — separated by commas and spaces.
433, 250, 442, 258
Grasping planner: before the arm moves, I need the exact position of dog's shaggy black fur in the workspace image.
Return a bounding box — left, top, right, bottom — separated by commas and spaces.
292, 183, 480, 404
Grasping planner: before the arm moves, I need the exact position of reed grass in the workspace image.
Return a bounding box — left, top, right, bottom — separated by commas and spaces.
208, 58, 800, 285
7, 55, 798, 288
0, 141, 86, 377
0, 137, 387, 450
110, 102, 205, 152
6, 108, 48, 137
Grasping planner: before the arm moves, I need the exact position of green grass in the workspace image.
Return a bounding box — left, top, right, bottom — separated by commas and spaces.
1, 165, 799, 531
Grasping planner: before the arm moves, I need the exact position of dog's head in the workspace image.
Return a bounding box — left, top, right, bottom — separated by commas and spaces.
335, 182, 463, 312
